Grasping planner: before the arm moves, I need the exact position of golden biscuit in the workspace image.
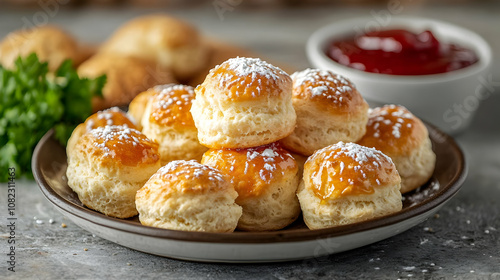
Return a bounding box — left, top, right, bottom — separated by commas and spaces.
136, 160, 242, 232
281, 68, 369, 156
191, 57, 296, 149
298, 142, 402, 229
357, 105, 436, 193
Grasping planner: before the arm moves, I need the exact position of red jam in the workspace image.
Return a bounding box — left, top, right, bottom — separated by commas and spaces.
327, 29, 478, 75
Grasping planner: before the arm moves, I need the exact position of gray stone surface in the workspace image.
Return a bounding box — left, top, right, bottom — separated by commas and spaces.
1, 3, 500, 279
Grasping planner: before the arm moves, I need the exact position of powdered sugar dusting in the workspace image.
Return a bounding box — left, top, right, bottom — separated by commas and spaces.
242, 142, 294, 182
402, 180, 441, 207
150, 84, 195, 125
291, 68, 355, 104
97, 107, 121, 123
154, 85, 194, 110
210, 57, 289, 98
90, 125, 154, 159
153, 83, 177, 93
202, 143, 297, 199
308, 142, 395, 197
367, 104, 416, 139
86, 107, 131, 131
310, 141, 392, 168
206, 142, 296, 189
222, 57, 286, 80
157, 160, 225, 184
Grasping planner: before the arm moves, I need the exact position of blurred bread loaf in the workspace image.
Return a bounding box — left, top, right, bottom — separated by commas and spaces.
0, 25, 81, 71
99, 14, 209, 82
77, 53, 175, 111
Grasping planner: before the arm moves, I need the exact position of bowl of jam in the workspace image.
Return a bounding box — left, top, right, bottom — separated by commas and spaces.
307, 16, 492, 134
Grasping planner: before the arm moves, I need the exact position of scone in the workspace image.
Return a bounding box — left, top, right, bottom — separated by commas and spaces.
99, 14, 209, 81
136, 160, 242, 233
77, 53, 176, 111
201, 142, 301, 231
191, 57, 296, 149
281, 68, 369, 156
357, 105, 436, 194
298, 142, 402, 230
66, 125, 160, 218
0, 25, 81, 71
66, 107, 137, 157
141, 84, 208, 164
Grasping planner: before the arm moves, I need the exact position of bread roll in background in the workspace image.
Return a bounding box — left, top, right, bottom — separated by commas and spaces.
66, 107, 137, 158
298, 142, 402, 230
357, 105, 436, 194
281, 68, 369, 156
141, 84, 208, 164
99, 14, 210, 82
201, 142, 301, 231
187, 39, 255, 87
0, 25, 81, 71
191, 57, 296, 149
188, 38, 297, 87
77, 53, 176, 111
136, 160, 242, 232
66, 125, 161, 218
76, 43, 98, 66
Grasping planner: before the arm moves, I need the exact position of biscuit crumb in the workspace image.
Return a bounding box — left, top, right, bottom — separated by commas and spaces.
61, 223, 67, 228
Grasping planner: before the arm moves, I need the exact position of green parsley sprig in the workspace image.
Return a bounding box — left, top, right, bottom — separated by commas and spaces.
0, 53, 106, 181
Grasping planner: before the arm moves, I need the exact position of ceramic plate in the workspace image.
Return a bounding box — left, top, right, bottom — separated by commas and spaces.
32, 123, 466, 263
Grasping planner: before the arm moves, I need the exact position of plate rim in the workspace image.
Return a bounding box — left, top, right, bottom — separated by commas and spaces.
32, 122, 467, 244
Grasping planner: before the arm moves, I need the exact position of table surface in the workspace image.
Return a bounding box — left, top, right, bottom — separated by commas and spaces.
1, 3, 499, 280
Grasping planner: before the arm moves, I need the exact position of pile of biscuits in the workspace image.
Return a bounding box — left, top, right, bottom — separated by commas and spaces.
66, 56, 436, 233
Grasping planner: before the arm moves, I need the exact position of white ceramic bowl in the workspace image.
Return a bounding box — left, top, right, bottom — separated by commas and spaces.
307, 16, 492, 134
